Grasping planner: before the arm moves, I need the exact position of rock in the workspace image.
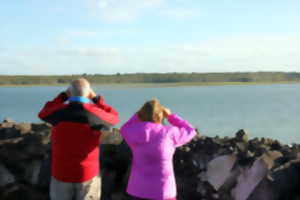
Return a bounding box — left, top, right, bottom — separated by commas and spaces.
183, 146, 191, 152
0, 128, 21, 140
261, 137, 274, 145
259, 151, 283, 169
100, 142, 132, 200
20, 134, 47, 157
248, 141, 269, 157
231, 158, 269, 200
0, 164, 15, 187
270, 140, 282, 151
0, 184, 48, 200
272, 160, 300, 199
0, 137, 23, 145
236, 142, 248, 152
1, 122, 300, 200
294, 196, 300, 200
207, 155, 237, 191
31, 123, 50, 132
217, 166, 241, 199
25, 160, 41, 185
235, 129, 249, 143
236, 151, 255, 167
0, 122, 15, 129
197, 182, 207, 196
247, 178, 275, 200
2, 118, 14, 123
15, 123, 32, 135
37, 153, 51, 189
101, 128, 123, 145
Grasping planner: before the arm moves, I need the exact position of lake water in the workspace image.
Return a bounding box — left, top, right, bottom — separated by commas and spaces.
1, 84, 300, 144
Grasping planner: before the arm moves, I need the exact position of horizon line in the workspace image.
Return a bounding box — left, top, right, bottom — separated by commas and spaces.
1, 71, 300, 76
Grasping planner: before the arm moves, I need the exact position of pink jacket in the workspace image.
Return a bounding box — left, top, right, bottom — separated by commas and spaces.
120, 113, 197, 200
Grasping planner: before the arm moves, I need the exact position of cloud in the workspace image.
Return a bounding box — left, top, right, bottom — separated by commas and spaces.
158, 8, 201, 20
87, 0, 202, 23
89, 0, 164, 23
67, 29, 137, 38
69, 31, 99, 37
57, 37, 73, 46
0, 47, 124, 75
56, 29, 139, 45
1, 35, 300, 75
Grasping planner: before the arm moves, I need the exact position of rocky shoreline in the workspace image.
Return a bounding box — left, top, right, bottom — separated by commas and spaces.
0, 119, 300, 200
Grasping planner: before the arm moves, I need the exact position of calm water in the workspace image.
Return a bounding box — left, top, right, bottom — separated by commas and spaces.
1, 84, 300, 144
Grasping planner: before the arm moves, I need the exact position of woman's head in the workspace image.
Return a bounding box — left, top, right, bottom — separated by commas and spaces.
137, 99, 164, 123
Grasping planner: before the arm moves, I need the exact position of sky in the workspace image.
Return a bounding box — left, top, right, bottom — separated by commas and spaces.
0, 0, 300, 75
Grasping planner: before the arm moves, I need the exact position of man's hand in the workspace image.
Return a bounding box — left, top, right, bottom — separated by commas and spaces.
66, 87, 71, 98
88, 88, 97, 99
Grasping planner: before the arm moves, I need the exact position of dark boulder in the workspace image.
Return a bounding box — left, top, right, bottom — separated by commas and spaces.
272, 160, 300, 200
1, 120, 300, 200
0, 128, 21, 140
14, 123, 32, 135
2, 118, 14, 123
235, 129, 249, 143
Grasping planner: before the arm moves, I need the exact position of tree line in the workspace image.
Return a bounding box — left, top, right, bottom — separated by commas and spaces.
0, 72, 300, 85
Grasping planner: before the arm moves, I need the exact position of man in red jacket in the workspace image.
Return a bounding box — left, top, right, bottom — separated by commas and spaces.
38, 78, 119, 200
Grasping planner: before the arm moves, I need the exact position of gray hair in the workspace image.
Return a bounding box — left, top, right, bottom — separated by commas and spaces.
69, 79, 91, 97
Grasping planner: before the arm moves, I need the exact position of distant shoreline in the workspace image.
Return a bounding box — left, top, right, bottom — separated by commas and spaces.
1, 81, 300, 88
1, 72, 300, 87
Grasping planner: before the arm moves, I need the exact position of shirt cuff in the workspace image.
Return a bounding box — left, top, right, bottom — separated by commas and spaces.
167, 113, 178, 122
92, 96, 101, 104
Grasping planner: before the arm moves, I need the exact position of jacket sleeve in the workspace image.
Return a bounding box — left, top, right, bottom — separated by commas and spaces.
93, 96, 119, 117
84, 96, 119, 130
167, 114, 197, 147
38, 92, 68, 125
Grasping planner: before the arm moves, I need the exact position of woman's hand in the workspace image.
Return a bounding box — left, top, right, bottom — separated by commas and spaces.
163, 107, 172, 118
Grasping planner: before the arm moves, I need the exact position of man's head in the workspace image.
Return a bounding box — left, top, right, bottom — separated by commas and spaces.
68, 78, 91, 97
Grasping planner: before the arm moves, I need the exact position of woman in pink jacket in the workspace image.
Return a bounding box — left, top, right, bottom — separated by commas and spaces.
120, 99, 197, 200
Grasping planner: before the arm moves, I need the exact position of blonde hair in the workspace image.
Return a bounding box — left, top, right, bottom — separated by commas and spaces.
137, 99, 164, 123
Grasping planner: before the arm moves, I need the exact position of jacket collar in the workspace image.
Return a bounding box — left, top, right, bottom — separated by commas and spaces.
68, 96, 92, 103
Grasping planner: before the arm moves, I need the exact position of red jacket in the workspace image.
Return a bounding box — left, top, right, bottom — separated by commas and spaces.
38, 92, 119, 183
